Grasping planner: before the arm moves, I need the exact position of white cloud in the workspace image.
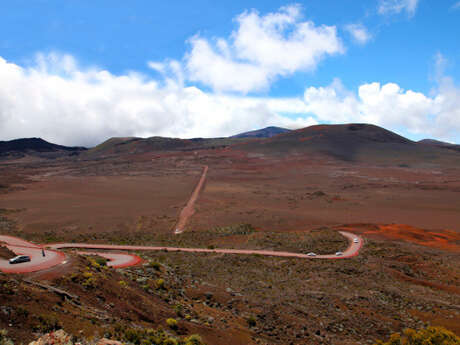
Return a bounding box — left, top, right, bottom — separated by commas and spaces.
451, 1, 460, 10
378, 0, 419, 17
1, 51, 459, 146
186, 4, 344, 93
303, 73, 460, 142
0, 53, 315, 147
344, 24, 371, 45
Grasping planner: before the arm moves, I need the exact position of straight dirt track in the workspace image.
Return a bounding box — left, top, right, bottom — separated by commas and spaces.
174, 165, 208, 233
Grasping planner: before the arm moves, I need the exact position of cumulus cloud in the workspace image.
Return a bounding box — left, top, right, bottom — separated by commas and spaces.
1, 51, 459, 146
303, 73, 460, 142
344, 24, 371, 45
0, 53, 316, 147
378, 0, 419, 17
186, 4, 344, 93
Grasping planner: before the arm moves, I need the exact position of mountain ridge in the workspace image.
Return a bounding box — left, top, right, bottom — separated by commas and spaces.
231, 126, 291, 138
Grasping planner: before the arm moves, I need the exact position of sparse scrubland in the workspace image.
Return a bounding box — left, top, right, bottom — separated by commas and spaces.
0, 124, 459, 344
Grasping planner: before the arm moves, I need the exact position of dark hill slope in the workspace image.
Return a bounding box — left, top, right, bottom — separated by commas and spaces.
0, 138, 86, 160
237, 123, 460, 165
419, 139, 460, 152
86, 136, 249, 157
231, 126, 291, 138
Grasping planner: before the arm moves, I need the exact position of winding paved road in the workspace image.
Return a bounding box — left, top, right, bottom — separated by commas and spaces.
0, 165, 363, 274
0, 232, 363, 273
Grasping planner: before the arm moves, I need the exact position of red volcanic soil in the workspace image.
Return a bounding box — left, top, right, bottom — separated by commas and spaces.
0, 172, 199, 236
340, 223, 460, 252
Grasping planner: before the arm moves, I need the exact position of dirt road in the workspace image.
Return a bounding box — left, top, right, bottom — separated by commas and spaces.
174, 165, 208, 234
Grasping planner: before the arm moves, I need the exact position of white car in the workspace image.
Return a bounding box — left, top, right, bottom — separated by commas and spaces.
335, 252, 343, 256
307, 252, 316, 257
353, 238, 359, 243
9, 255, 31, 264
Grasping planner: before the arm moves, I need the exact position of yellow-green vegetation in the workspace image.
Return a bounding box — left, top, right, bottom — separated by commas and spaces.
174, 304, 184, 317
0, 329, 13, 345
69, 257, 109, 289
107, 325, 205, 345
118, 280, 128, 287
149, 261, 161, 270
90, 256, 108, 269
184, 335, 204, 345
166, 318, 178, 330
247, 315, 257, 327
375, 326, 460, 345
156, 278, 166, 289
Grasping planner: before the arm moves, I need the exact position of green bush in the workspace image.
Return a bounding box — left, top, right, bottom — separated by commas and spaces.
375, 326, 460, 345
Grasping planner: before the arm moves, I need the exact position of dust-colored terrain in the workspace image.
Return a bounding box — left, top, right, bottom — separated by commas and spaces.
0, 124, 459, 344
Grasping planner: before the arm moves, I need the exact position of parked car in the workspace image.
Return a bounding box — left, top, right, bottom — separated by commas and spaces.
307, 252, 317, 257
9, 255, 31, 264
353, 238, 359, 243
335, 252, 343, 256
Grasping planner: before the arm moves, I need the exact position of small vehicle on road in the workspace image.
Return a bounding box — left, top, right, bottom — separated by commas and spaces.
335, 252, 343, 256
9, 255, 31, 264
307, 252, 316, 257
353, 238, 359, 243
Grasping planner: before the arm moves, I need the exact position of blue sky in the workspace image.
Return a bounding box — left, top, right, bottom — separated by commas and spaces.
0, 0, 459, 146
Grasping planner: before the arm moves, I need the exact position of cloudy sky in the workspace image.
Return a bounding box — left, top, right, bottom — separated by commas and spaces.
0, 0, 459, 146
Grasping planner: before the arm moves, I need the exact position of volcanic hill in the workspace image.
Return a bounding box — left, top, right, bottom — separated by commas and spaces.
0, 138, 86, 160
236, 123, 460, 165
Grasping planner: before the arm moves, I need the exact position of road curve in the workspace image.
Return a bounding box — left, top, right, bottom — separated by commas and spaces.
0, 235, 66, 274
0, 232, 363, 274
174, 165, 208, 234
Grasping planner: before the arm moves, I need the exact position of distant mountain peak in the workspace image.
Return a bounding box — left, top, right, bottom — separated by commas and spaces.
231, 126, 291, 138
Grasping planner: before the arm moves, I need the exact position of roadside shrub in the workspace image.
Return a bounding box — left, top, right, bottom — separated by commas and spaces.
82, 271, 93, 279
375, 326, 460, 345
164, 337, 178, 345
247, 315, 257, 327
91, 256, 108, 268
166, 318, 178, 330
149, 261, 161, 270
174, 304, 184, 317
156, 278, 165, 289
184, 334, 204, 345
82, 276, 97, 289
214, 223, 255, 236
